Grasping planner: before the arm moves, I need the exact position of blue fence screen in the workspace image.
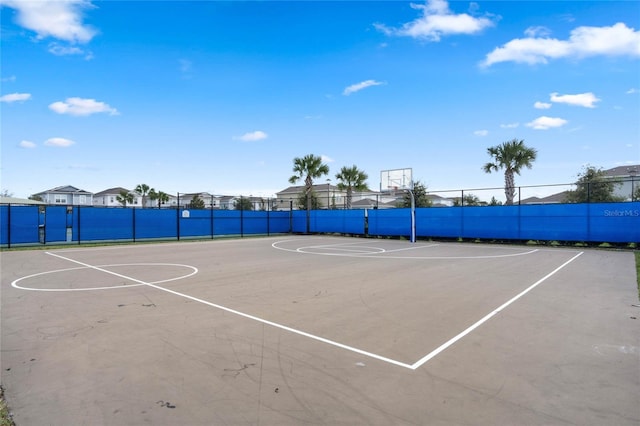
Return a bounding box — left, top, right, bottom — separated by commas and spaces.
1, 202, 638, 247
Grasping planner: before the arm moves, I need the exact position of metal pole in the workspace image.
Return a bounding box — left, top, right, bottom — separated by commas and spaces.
409, 189, 416, 243
176, 192, 180, 241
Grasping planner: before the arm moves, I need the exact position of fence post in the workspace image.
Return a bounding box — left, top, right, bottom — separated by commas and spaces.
289, 200, 293, 233
176, 194, 180, 241
210, 195, 214, 239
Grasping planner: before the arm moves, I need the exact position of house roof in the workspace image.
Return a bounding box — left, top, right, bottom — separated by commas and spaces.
0, 196, 46, 205
94, 187, 131, 196
276, 184, 339, 195
604, 165, 640, 177
521, 191, 569, 204
33, 185, 92, 195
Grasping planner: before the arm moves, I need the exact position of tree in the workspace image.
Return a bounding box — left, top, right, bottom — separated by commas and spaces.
149, 189, 170, 208
488, 196, 503, 206
135, 184, 151, 208
188, 194, 206, 209
288, 154, 329, 212
235, 197, 253, 211
116, 190, 134, 207
296, 191, 321, 210
483, 139, 537, 205
454, 193, 482, 206
397, 181, 432, 208
335, 165, 369, 209
564, 165, 624, 203
1, 189, 13, 197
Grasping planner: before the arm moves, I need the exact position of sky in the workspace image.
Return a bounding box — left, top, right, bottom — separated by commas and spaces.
1, 0, 639, 201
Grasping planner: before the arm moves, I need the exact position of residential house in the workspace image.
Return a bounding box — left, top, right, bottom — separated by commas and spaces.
520, 191, 570, 205
520, 164, 640, 204
276, 184, 346, 209
93, 187, 142, 207
31, 185, 93, 205
178, 192, 219, 209
604, 165, 639, 200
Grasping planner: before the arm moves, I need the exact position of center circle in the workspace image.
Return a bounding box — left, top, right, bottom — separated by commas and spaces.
11, 263, 198, 292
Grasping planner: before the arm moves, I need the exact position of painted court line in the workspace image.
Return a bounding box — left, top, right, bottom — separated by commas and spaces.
43, 251, 414, 370
41, 249, 584, 370
410, 251, 584, 369
11, 263, 198, 292
272, 239, 540, 259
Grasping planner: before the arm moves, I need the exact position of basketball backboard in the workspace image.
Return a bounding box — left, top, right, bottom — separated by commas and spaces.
380, 168, 413, 192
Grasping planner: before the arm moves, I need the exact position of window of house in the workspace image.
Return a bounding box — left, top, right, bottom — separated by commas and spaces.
55, 195, 67, 204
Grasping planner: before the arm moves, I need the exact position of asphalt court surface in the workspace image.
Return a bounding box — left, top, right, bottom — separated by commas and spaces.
2, 235, 639, 425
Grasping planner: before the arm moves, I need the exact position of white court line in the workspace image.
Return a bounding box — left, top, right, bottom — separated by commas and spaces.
43, 251, 414, 370
272, 239, 540, 259
11, 263, 198, 292
40, 249, 584, 370
410, 251, 584, 369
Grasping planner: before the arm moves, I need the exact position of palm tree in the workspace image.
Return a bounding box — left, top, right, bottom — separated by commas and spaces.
288, 154, 330, 211
482, 139, 537, 205
135, 184, 151, 208
116, 190, 134, 207
335, 165, 368, 209
149, 189, 170, 209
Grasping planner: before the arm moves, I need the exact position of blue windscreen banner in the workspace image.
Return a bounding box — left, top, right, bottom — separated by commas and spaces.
0, 206, 8, 245
45, 206, 69, 243
311, 210, 365, 234
136, 209, 177, 240
2, 205, 40, 245
179, 209, 212, 238
79, 207, 134, 241
368, 209, 412, 237
1, 202, 638, 247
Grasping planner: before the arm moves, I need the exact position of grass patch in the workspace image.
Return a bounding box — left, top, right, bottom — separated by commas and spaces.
0, 386, 14, 426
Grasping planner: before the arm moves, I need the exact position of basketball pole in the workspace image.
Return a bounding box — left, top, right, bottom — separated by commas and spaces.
408, 186, 416, 243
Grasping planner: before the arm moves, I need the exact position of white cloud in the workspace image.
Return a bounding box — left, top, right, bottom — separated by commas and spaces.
19, 140, 36, 149
2, 0, 97, 44
49, 97, 119, 116
500, 122, 519, 129
474, 129, 489, 136
321, 154, 334, 163
534, 101, 552, 109
626, 88, 638, 94
343, 79, 385, 96
233, 131, 268, 142
550, 92, 600, 108
524, 26, 552, 38
375, 0, 495, 41
45, 137, 75, 147
48, 42, 90, 58
0, 92, 31, 103
482, 22, 640, 67
526, 116, 568, 130
1, 75, 17, 83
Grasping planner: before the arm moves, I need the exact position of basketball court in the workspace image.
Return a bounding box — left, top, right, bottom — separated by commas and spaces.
2, 235, 639, 425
